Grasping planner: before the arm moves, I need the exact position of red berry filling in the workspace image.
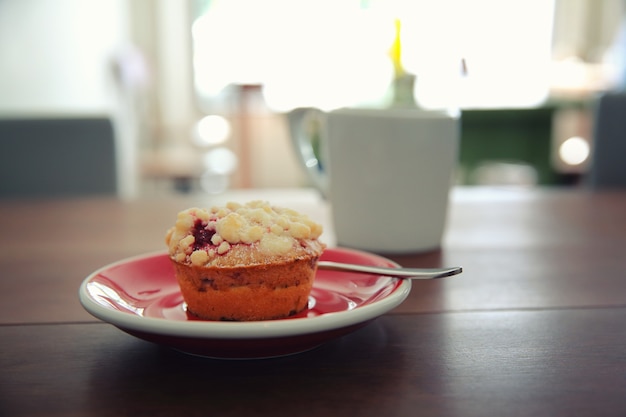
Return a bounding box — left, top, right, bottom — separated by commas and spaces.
192, 219, 216, 250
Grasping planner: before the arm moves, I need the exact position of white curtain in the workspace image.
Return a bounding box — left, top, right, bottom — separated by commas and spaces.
552, 0, 625, 62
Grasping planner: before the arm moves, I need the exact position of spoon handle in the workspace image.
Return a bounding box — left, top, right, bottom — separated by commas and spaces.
317, 261, 462, 280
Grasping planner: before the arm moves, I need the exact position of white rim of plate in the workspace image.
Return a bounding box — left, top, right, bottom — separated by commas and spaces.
78, 250, 412, 340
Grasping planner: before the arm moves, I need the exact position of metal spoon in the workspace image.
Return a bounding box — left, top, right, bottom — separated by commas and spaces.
317, 261, 462, 280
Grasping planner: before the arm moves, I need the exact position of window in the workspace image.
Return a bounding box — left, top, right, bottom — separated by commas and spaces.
192, 0, 555, 111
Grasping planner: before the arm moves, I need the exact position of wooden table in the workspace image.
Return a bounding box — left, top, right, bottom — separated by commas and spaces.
2, 187, 626, 417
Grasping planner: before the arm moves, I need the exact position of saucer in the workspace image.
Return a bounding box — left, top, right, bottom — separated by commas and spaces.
79, 247, 411, 359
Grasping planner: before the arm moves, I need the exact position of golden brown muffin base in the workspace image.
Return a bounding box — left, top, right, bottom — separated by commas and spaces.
171, 256, 319, 321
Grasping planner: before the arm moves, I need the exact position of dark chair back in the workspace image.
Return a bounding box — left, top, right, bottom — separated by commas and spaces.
589, 92, 626, 189
0, 117, 117, 198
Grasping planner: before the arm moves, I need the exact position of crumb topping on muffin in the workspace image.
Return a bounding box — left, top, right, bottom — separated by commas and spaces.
165, 201, 324, 267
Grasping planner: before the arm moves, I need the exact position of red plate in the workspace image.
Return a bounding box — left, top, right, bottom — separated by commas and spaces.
79, 247, 411, 359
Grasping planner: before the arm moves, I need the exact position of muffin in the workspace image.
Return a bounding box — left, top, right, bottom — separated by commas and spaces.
165, 201, 325, 321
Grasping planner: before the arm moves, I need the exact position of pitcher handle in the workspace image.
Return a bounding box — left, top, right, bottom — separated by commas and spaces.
287, 108, 329, 196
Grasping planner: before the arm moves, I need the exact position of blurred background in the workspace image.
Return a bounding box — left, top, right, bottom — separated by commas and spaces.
1, 0, 625, 198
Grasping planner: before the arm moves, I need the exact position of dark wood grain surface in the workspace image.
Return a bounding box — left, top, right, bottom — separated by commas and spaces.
1, 187, 626, 417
